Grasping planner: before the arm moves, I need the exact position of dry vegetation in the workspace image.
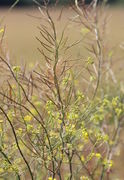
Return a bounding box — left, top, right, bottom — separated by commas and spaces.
0, 1, 124, 180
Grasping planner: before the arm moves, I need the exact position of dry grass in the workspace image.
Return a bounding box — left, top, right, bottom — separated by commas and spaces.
0, 7, 124, 63
0, 6, 124, 179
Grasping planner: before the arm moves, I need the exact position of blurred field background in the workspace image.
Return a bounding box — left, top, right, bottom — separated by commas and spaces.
1, 6, 124, 74
0, 1, 124, 179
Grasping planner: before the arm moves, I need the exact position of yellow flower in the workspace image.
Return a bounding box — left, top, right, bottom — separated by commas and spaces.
48, 178, 56, 180
0, 168, 4, 173
108, 160, 113, 168
27, 124, 33, 132
103, 98, 110, 106
95, 153, 101, 159
80, 176, 89, 180
7, 110, 15, 121
112, 97, 119, 107
77, 90, 85, 99
0, 28, 4, 34
12, 66, 21, 73
24, 115, 32, 122
90, 76, 96, 82
81, 155, 85, 162
58, 119, 62, 124
115, 108, 122, 117
82, 128, 88, 140
103, 134, 109, 142
103, 159, 113, 168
